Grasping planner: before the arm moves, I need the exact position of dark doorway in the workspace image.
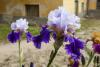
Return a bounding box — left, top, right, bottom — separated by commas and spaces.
25, 5, 39, 17
97, 0, 100, 9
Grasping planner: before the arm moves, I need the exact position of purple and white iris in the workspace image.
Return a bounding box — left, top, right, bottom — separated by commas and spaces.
47, 7, 84, 62
31, 6, 84, 63
8, 18, 32, 43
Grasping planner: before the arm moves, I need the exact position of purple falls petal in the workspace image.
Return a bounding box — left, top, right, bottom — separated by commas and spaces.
40, 26, 51, 43
74, 38, 84, 49
7, 31, 20, 43
32, 35, 42, 49
65, 43, 81, 60
65, 38, 84, 60
26, 32, 32, 43
64, 35, 74, 43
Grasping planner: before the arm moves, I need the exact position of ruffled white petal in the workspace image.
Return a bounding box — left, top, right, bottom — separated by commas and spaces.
47, 6, 81, 32
11, 18, 29, 32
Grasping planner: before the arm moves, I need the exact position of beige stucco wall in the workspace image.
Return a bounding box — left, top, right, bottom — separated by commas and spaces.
79, 0, 86, 13
89, 0, 97, 10
0, 0, 63, 17
63, 0, 75, 14
63, 0, 87, 16
0, 0, 96, 17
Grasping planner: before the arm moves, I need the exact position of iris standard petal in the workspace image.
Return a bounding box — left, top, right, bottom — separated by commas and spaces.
26, 32, 32, 43
7, 31, 20, 43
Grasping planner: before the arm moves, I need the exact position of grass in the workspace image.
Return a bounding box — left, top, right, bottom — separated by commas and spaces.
0, 23, 40, 43
0, 24, 10, 42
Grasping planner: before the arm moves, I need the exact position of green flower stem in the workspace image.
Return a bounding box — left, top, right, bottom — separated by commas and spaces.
47, 37, 63, 67
18, 39, 22, 67
86, 52, 95, 67
47, 48, 59, 67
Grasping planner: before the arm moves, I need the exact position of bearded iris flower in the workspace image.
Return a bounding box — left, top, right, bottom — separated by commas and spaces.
7, 18, 31, 67
46, 7, 84, 67
32, 25, 51, 49
8, 18, 32, 43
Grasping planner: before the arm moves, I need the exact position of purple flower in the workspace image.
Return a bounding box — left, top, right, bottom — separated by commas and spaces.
65, 38, 84, 60
8, 31, 20, 43
93, 44, 100, 54
26, 32, 32, 43
32, 26, 51, 49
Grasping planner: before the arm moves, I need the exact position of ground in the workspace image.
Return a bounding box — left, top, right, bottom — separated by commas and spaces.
0, 19, 100, 67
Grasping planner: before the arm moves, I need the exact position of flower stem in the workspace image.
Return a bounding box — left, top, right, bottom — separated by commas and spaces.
86, 52, 95, 67
47, 37, 63, 67
47, 48, 59, 67
18, 39, 22, 67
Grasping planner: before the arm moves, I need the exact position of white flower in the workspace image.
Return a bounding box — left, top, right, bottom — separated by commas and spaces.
11, 18, 29, 32
47, 6, 81, 32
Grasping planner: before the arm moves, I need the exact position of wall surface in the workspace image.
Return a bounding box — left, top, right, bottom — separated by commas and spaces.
0, 0, 97, 17
63, 0, 75, 14
63, 0, 87, 16
0, 0, 63, 17
89, 0, 97, 10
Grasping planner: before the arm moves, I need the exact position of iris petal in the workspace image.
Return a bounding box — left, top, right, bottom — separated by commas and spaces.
64, 35, 74, 43
40, 26, 51, 43
7, 31, 20, 43
65, 38, 84, 60
74, 38, 84, 49
26, 32, 32, 43
32, 35, 42, 49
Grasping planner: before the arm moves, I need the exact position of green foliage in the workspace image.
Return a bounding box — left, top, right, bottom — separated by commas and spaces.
0, 24, 10, 42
